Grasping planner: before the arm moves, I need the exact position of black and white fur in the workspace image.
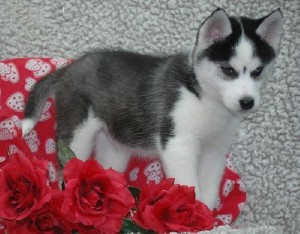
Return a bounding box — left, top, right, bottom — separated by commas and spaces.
22, 9, 283, 210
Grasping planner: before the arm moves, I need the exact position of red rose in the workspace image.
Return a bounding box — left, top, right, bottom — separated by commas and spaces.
133, 178, 215, 233
0, 218, 6, 234
71, 223, 103, 234
61, 158, 135, 233
0, 152, 52, 221
6, 189, 72, 234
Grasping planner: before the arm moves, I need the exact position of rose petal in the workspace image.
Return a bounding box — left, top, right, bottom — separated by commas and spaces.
0, 153, 51, 221
63, 158, 84, 181
62, 158, 134, 232
141, 204, 167, 233
95, 215, 124, 234
133, 178, 215, 233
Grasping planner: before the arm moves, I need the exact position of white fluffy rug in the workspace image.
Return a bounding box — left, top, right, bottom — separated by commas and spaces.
0, 0, 299, 233
198, 225, 283, 234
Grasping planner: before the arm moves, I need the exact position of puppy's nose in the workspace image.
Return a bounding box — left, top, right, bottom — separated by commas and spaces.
239, 97, 254, 110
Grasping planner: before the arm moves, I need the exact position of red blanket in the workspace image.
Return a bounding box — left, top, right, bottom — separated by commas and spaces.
0, 58, 246, 227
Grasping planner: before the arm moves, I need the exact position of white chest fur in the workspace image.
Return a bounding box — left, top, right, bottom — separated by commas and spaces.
171, 87, 240, 152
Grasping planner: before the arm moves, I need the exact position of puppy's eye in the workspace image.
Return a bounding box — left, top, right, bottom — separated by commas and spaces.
220, 66, 238, 78
251, 66, 264, 78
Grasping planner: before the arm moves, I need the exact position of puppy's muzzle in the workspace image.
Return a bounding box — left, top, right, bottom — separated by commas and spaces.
239, 97, 254, 110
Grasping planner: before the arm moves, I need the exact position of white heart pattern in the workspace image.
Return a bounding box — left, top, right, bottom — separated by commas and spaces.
25, 59, 51, 78
214, 197, 222, 210
39, 101, 52, 122
144, 160, 164, 184
50, 58, 69, 69
223, 179, 235, 197
47, 161, 57, 183
11, 115, 22, 128
238, 202, 245, 212
215, 214, 232, 225
0, 62, 19, 83
25, 77, 37, 91
0, 116, 21, 140
8, 144, 20, 154
225, 155, 238, 173
0, 128, 14, 140
0, 156, 6, 163
0, 222, 5, 230
6, 92, 25, 112
24, 130, 40, 153
237, 179, 246, 192
129, 167, 139, 182
45, 138, 56, 154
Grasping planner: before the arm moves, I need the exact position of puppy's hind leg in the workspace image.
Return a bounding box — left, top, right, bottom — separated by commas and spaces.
56, 98, 102, 161
94, 132, 132, 172
68, 109, 103, 161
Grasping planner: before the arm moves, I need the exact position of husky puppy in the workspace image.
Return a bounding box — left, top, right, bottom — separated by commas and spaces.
22, 8, 283, 210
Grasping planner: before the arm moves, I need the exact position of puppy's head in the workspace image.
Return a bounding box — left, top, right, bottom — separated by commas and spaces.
192, 8, 283, 114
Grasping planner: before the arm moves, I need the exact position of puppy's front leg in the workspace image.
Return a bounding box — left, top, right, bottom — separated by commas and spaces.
198, 150, 226, 210
160, 137, 201, 199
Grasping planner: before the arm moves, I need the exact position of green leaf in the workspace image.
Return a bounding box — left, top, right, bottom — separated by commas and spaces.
121, 219, 154, 234
57, 139, 76, 167
128, 186, 141, 202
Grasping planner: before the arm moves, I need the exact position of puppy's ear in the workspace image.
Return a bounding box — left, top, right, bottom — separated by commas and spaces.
256, 9, 283, 52
194, 8, 232, 51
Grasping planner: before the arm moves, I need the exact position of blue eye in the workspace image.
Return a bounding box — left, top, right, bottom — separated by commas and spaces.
251, 66, 264, 78
220, 66, 238, 78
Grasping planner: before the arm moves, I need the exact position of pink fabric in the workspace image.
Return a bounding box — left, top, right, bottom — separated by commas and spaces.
0, 58, 246, 227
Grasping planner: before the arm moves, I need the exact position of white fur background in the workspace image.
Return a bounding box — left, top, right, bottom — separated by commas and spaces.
0, 0, 299, 233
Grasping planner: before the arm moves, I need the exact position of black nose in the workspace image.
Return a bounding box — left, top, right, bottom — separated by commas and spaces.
239, 97, 254, 110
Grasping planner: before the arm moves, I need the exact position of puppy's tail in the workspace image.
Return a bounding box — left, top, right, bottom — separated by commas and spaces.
22, 68, 64, 137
